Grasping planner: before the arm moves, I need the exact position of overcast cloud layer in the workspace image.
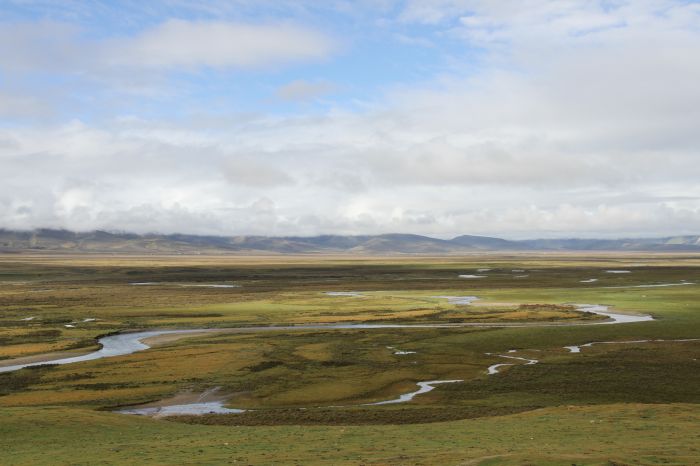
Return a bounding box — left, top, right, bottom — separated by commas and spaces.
1, 1, 700, 238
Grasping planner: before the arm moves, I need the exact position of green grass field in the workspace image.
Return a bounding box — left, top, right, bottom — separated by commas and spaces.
0, 253, 699, 465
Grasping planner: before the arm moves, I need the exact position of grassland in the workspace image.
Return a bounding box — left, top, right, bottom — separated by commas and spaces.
0, 253, 699, 465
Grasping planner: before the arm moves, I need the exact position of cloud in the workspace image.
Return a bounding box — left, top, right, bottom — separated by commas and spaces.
223, 156, 295, 187
0, 19, 335, 73
2, 1, 700, 237
106, 20, 335, 69
0, 18, 337, 117
275, 79, 336, 101
0, 92, 51, 118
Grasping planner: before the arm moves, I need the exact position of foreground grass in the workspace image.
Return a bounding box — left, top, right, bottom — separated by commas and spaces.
1, 403, 698, 465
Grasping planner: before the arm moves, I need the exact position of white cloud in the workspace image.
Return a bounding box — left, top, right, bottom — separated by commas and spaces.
275, 79, 336, 101
0, 21, 90, 76
105, 20, 334, 69
223, 156, 295, 187
0, 19, 335, 73
2, 1, 700, 237
0, 92, 50, 118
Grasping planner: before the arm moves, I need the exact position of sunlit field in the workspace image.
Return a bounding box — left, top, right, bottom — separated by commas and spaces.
1, 253, 699, 465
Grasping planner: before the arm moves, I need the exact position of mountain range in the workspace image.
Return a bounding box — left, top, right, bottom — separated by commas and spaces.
2, 229, 700, 254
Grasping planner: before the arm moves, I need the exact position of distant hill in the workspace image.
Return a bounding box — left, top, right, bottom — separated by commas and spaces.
1, 228, 700, 254
517, 236, 700, 251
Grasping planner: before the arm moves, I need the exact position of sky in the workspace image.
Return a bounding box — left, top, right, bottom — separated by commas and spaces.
1, 0, 700, 239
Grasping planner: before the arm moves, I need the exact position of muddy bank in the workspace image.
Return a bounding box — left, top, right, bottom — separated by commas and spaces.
117, 388, 243, 417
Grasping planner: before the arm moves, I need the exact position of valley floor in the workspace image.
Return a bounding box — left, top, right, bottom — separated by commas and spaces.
0, 253, 698, 465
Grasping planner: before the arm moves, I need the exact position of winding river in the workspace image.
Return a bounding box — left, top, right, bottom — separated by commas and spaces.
486, 353, 539, 375
0, 299, 669, 414
0, 303, 652, 374
564, 337, 700, 353
364, 380, 464, 405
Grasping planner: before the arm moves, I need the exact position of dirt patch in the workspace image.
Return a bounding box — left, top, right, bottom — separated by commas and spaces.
139, 330, 223, 346
119, 387, 232, 410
